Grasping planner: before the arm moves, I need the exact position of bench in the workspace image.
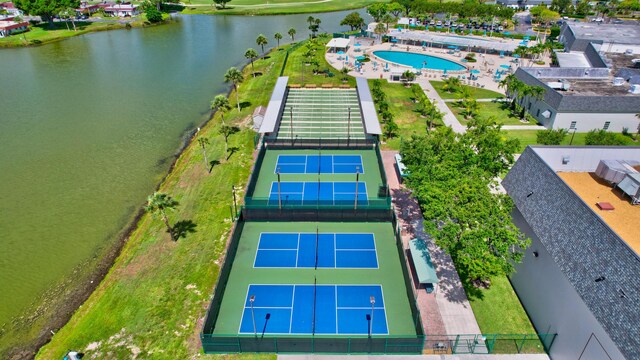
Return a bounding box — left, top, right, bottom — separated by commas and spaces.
408, 239, 439, 293
394, 153, 409, 181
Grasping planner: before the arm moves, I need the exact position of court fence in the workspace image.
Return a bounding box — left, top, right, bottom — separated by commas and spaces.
263, 135, 379, 149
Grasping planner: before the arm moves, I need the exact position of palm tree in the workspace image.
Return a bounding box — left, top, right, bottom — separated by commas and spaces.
519, 85, 545, 120
145, 192, 179, 241
197, 137, 210, 172
256, 34, 268, 53
274, 32, 283, 48
374, 22, 386, 41
224, 67, 244, 112
381, 14, 394, 33
211, 94, 231, 124
402, 70, 416, 86
244, 48, 259, 77
499, 73, 523, 111
288, 27, 296, 41
426, 104, 443, 132
307, 16, 315, 26
218, 124, 234, 158
460, 98, 480, 119
442, 77, 461, 93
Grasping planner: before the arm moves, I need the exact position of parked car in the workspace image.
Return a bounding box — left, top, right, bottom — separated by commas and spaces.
592, 17, 604, 22
436, 20, 442, 26
498, 26, 504, 31
430, 20, 435, 26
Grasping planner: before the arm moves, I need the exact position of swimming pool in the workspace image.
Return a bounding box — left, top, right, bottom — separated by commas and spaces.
373, 51, 466, 71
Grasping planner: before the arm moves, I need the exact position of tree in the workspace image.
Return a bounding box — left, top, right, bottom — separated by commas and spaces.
374, 22, 387, 40
381, 13, 395, 32
441, 76, 461, 93
224, 67, 244, 112
384, 119, 399, 139
307, 15, 315, 26
288, 27, 296, 41
400, 119, 526, 285
401, 70, 416, 85
145, 6, 163, 23
585, 129, 632, 145
387, 2, 404, 18
340, 11, 366, 31
536, 128, 568, 145
519, 85, 545, 120
14, 0, 80, 28
274, 32, 283, 48
499, 73, 524, 111
59, 7, 77, 31
551, 0, 571, 13
213, 0, 230, 8
460, 97, 479, 119
197, 137, 210, 172
218, 124, 235, 158
309, 18, 321, 37
145, 192, 179, 241
367, 2, 388, 21
211, 94, 231, 124
256, 34, 268, 53
244, 48, 259, 77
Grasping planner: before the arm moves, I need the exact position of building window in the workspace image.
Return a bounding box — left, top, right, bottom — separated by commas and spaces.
603, 121, 611, 130
536, 109, 540, 117
528, 102, 532, 110
570, 121, 577, 130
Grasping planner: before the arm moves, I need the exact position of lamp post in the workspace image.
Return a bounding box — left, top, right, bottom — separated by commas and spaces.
277, 167, 282, 209
369, 295, 375, 337
250, 295, 257, 338
354, 166, 360, 210
570, 127, 577, 145
232, 185, 238, 220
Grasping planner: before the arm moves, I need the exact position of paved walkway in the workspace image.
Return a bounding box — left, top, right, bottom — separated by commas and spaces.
280, 355, 550, 360
382, 151, 481, 337
417, 79, 466, 134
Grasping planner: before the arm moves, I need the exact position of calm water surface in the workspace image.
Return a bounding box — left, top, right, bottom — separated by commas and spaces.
0, 11, 366, 325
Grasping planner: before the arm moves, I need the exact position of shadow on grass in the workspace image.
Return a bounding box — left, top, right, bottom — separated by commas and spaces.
226, 146, 239, 161
239, 101, 252, 111
172, 220, 197, 240
209, 159, 221, 173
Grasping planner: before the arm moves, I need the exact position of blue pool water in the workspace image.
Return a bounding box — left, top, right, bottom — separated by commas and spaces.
373, 51, 466, 71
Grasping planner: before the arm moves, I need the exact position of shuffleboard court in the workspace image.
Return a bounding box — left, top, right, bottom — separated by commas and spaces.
268, 181, 368, 206
276, 155, 364, 174
254, 233, 378, 268
239, 284, 388, 335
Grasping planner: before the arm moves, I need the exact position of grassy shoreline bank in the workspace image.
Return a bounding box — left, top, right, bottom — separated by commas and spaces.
0, 15, 171, 48
179, 0, 383, 16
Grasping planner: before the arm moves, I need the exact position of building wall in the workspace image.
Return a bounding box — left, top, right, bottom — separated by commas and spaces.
520, 96, 640, 132
510, 209, 625, 360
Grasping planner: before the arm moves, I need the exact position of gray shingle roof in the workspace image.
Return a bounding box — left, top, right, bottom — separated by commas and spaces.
503, 147, 640, 360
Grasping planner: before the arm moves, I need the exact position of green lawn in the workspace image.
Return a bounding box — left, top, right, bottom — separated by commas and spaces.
0, 16, 169, 48
180, 0, 386, 15
466, 276, 545, 354
35, 44, 292, 360
504, 130, 589, 153
430, 80, 504, 100
448, 101, 540, 126
369, 80, 443, 150
282, 38, 356, 87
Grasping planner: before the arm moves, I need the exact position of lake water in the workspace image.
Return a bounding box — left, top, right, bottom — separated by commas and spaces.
0, 11, 365, 326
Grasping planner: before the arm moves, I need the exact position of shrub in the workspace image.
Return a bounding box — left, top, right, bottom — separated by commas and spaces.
585, 129, 632, 145
536, 129, 567, 145
146, 7, 163, 23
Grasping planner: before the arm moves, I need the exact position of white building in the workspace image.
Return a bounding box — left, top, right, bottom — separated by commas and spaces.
104, 3, 140, 17
0, 19, 28, 38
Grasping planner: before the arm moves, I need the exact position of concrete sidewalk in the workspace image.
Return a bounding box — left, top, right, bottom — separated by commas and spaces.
381, 150, 481, 336
417, 79, 466, 134
280, 354, 550, 360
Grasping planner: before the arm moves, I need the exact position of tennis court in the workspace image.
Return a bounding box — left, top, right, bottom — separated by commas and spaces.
276, 155, 363, 174
276, 89, 366, 140
268, 181, 368, 206
239, 284, 388, 335
254, 233, 378, 269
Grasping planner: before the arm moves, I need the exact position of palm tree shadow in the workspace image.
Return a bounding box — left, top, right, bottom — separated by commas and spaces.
240, 101, 252, 110
209, 160, 221, 173
226, 147, 240, 161
172, 220, 197, 240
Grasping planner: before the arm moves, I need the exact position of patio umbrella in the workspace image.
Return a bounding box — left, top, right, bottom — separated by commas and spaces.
447, 45, 457, 49
337, 50, 345, 55
385, 62, 389, 69
391, 38, 398, 43
356, 56, 365, 61
513, 54, 521, 58
443, 69, 447, 75
500, 64, 510, 69
355, 43, 361, 47
470, 69, 480, 74
346, 55, 349, 62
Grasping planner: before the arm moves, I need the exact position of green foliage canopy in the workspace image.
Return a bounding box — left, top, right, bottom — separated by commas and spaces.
14, 0, 80, 26
585, 129, 632, 145
400, 118, 527, 284
536, 128, 568, 145
340, 11, 366, 31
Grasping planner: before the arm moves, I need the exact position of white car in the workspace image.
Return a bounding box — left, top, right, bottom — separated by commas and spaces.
592, 17, 604, 22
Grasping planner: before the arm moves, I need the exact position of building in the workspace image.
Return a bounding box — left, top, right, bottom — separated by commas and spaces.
559, 22, 640, 55
0, 19, 28, 38
104, 3, 140, 17
514, 67, 640, 132
503, 146, 640, 360
496, 0, 574, 9
75, 2, 105, 16
0, 2, 23, 16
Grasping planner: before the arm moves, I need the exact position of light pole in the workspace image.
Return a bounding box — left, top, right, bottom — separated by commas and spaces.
354, 166, 360, 210
570, 128, 577, 145
277, 167, 282, 209
232, 185, 238, 220
250, 295, 257, 338
369, 295, 375, 337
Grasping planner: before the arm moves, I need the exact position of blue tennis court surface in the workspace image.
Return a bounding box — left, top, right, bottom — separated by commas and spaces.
254, 233, 378, 268
239, 284, 388, 335
276, 155, 364, 174
269, 181, 368, 206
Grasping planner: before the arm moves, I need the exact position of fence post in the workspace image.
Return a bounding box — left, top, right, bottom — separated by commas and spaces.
237, 337, 242, 353
453, 335, 460, 354
274, 337, 278, 353
348, 337, 351, 354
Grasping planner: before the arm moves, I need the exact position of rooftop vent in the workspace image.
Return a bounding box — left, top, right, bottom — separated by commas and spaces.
613, 77, 625, 86
630, 84, 640, 94
625, 49, 634, 55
